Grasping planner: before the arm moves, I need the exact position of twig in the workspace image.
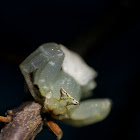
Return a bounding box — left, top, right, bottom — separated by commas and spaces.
0, 101, 63, 140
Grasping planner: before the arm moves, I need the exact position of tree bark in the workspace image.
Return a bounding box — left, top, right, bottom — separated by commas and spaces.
0, 102, 43, 140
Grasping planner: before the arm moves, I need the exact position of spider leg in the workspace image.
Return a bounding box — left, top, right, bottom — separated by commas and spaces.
20, 43, 64, 101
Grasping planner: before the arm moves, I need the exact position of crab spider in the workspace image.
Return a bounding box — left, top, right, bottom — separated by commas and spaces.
20, 43, 111, 127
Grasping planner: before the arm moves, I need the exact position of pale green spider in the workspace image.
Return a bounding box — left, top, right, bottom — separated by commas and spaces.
20, 43, 111, 127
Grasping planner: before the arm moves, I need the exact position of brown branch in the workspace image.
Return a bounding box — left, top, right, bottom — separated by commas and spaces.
0, 102, 63, 140
0, 102, 43, 140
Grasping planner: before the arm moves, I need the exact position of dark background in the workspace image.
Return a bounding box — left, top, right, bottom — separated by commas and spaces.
0, 0, 140, 140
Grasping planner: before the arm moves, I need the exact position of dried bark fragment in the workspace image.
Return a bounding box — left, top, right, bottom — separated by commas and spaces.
44, 118, 63, 140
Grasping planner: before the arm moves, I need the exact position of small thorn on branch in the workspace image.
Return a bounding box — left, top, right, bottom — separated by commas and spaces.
0, 116, 10, 123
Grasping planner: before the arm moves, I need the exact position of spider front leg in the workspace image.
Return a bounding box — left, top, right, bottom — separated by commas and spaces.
20, 52, 47, 101
20, 43, 64, 101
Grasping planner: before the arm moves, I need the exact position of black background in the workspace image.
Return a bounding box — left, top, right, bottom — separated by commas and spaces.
0, 0, 140, 140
